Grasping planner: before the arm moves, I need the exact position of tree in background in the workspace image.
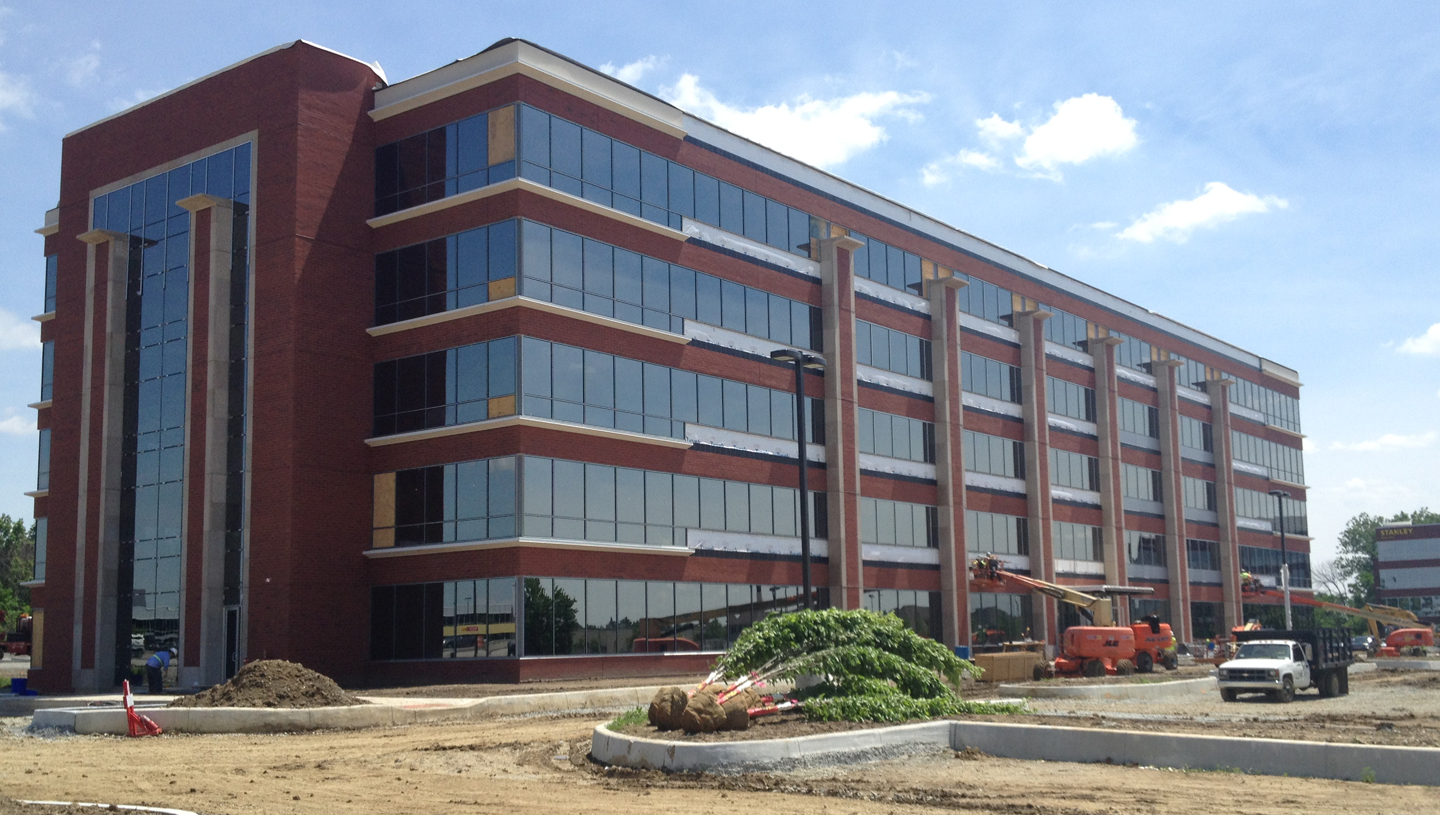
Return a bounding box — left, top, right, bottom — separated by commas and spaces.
0, 515, 36, 627
1332, 508, 1440, 609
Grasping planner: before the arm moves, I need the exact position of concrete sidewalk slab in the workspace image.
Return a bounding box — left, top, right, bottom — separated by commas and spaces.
997, 676, 1216, 700
1372, 658, 1440, 671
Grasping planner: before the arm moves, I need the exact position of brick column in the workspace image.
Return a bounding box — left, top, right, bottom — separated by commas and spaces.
1016, 309, 1055, 647
1153, 358, 1190, 643
1091, 336, 1127, 606
76, 228, 131, 691
178, 194, 236, 687
818, 234, 865, 609
927, 276, 969, 647
1207, 378, 1244, 631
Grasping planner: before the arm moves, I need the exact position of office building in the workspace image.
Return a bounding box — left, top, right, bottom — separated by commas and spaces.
25, 39, 1309, 690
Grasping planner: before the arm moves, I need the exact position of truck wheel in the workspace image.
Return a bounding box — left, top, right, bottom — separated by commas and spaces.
1319, 670, 1340, 698
1339, 669, 1350, 695
1220, 688, 1238, 702
1116, 659, 1135, 676
1033, 662, 1051, 682
1276, 675, 1295, 703
1162, 652, 1179, 671
1082, 659, 1105, 678
1412, 647, 1425, 657
1135, 651, 1154, 673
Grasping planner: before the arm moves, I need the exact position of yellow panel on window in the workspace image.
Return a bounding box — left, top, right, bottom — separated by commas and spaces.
827, 224, 849, 238
489, 105, 517, 164
488, 394, 517, 418
488, 277, 516, 300
372, 528, 395, 549
373, 472, 395, 530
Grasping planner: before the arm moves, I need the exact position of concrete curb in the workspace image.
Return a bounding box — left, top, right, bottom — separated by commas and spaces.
592, 719, 1440, 785
996, 676, 1216, 699
1372, 659, 1440, 671
591, 720, 953, 773
31, 684, 670, 735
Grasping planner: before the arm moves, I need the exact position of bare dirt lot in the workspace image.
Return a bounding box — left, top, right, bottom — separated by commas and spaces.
2, 668, 1436, 814
2, 710, 1433, 815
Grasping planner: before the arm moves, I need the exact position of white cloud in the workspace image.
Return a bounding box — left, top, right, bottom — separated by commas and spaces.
1329, 431, 1437, 452
66, 41, 101, 87
976, 113, 1024, 147
1397, 323, 1440, 355
921, 149, 1000, 186
0, 67, 34, 129
663, 74, 929, 169
0, 308, 39, 351
1117, 182, 1288, 244
928, 96, 1136, 185
107, 87, 164, 113
0, 415, 35, 436
599, 55, 664, 86
1015, 94, 1138, 177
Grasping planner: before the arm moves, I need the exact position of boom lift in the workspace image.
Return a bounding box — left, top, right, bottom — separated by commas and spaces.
969, 555, 1177, 678
1240, 578, 1433, 656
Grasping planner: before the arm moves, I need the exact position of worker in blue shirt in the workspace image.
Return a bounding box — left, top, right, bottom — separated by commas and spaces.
145, 647, 176, 694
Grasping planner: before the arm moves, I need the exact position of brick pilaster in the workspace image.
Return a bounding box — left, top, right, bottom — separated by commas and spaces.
927, 276, 968, 647
1091, 336, 1127, 609
819, 234, 865, 609
1016, 309, 1055, 646
1207, 378, 1244, 631
1154, 358, 1190, 643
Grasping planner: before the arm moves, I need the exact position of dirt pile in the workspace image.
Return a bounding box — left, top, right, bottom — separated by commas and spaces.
168, 660, 366, 709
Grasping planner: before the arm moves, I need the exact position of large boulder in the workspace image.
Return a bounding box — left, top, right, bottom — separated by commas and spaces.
647, 686, 689, 730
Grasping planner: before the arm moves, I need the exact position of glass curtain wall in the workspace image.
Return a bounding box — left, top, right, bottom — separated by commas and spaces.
90, 142, 252, 684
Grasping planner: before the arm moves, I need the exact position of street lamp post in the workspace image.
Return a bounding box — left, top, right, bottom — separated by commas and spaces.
770, 348, 826, 609
1269, 489, 1293, 629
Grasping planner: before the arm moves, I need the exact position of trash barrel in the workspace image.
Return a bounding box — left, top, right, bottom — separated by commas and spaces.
10, 678, 27, 695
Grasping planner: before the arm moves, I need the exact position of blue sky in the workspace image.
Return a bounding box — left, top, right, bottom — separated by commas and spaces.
1, 2, 1436, 566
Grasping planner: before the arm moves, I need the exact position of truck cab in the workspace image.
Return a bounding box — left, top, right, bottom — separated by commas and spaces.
1218, 628, 1352, 703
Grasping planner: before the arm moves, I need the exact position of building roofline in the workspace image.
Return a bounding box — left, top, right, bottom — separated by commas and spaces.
379, 38, 1294, 381
64, 40, 382, 140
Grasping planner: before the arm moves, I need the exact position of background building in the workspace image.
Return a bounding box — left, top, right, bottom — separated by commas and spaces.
26, 38, 1308, 691
1376, 522, 1440, 625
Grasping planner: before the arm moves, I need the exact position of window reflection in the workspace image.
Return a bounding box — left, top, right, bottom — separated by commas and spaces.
372, 576, 832, 659
858, 321, 932, 380
1047, 377, 1095, 422
519, 221, 820, 349
1050, 449, 1099, 491
1053, 521, 1102, 561
965, 510, 1029, 556
1125, 530, 1166, 567
961, 352, 1020, 402
963, 430, 1025, 479
860, 497, 937, 548
858, 408, 934, 463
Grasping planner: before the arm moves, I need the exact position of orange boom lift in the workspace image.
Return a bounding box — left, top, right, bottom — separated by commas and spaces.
1239, 577, 1434, 657
969, 555, 1177, 678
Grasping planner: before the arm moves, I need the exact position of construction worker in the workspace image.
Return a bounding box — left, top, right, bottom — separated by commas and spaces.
145, 647, 176, 694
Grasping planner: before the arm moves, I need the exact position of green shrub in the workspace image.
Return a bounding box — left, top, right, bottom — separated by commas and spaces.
715, 608, 1020, 723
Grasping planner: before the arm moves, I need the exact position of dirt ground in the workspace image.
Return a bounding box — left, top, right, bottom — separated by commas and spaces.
3, 668, 1438, 814
2, 709, 1433, 815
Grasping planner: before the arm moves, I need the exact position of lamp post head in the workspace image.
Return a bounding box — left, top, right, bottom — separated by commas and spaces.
769, 349, 802, 364
1268, 489, 1291, 499
801, 353, 827, 370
